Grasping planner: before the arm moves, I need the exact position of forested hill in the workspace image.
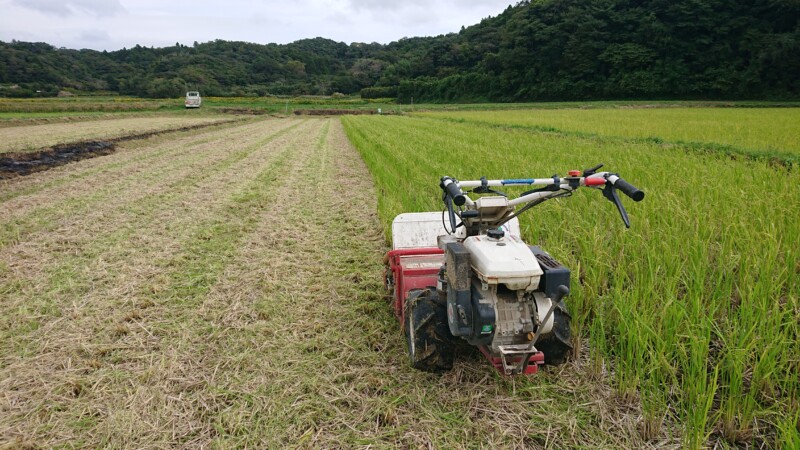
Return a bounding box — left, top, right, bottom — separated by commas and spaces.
2, 0, 798, 101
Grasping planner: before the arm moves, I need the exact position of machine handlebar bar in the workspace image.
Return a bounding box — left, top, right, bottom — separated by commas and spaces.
439, 166, 644, 230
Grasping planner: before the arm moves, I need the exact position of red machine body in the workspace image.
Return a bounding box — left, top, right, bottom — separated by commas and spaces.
384, 247, 443, 320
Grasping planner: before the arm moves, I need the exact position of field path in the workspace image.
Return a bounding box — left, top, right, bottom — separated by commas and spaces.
0, 118, 665, 448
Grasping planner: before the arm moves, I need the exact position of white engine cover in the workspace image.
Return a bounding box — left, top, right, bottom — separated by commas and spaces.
391, 212, 522, 250
463, 234, 543, 291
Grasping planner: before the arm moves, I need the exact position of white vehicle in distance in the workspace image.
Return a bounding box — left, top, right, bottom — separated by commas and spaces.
185, 91, 202, 108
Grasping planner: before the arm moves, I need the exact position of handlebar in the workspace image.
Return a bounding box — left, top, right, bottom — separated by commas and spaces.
439, 165, 644, 230
606, 174, 645, 202
440, 176, 467, 206
444, 173, 644, 200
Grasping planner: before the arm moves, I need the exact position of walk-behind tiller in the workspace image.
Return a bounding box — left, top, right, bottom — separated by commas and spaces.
384, 164, 644, 375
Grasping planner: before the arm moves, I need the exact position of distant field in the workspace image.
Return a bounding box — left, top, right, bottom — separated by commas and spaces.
6, 96, 798, 118
0, 111, 147, 120
0, 115, 237, 153
0, 96, 397, 116
205, 95, 398, 113
0, 97, 179, 114
418, 108, 800, 160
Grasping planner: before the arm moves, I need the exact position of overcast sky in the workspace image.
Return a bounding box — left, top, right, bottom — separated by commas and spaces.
0, 0, 513, 51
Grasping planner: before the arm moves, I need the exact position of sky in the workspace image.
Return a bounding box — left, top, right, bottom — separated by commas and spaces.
0, 0, 514, 51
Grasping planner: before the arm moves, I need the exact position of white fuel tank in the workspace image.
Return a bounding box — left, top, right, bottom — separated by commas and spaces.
391, 212, 522, 250
463, 234, 542, 291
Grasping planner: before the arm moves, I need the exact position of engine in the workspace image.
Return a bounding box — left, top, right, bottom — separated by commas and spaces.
441, 233, 570, 363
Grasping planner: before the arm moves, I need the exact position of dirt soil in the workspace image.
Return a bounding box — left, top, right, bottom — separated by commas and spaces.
0, 115, 236, 154
0, 117, 675, 448
0, 120, 247, 179
295, 109, 382, 116
215, 107, 270, 115
0, 141, 115, 178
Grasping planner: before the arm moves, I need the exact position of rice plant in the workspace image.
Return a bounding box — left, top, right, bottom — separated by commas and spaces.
343, 113, 800, 449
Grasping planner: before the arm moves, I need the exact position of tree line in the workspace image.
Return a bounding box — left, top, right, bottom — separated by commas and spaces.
1, 0, 797, 101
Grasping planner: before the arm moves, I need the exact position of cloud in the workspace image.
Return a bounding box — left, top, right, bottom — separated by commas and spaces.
0, 0, 514, 51
11, 0, 124, 17
77, 29, 112, 44
347, 0, 426, 12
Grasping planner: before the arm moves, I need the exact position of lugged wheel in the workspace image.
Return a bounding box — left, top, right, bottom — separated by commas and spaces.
404, 288, 454, 372
536, 299, 572, 365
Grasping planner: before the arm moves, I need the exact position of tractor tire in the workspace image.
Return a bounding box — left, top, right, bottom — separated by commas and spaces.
536, 299, 572, 365
404, 288, 454, 372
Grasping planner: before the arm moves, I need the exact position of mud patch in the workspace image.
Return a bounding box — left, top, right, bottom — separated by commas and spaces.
0, 141, 115, 178
216, 107, 269, 115
294, 109, 397, 116
0, 120, 243, 179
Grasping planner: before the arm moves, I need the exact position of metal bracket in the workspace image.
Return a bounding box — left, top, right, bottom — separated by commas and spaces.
497, 343, 538, 375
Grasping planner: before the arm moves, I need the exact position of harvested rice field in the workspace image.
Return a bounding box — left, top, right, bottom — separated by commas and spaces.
0, 116, 655, 448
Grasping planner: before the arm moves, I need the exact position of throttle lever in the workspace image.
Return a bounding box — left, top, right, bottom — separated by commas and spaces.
602, 184, 630, 228
442, 192, 459, 233
582, 163, 604, 177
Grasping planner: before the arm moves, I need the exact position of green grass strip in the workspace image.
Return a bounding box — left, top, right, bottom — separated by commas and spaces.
421, 114, 799, 168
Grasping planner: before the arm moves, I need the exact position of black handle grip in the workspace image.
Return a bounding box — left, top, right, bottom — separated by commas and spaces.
440, 176, 466, 206
613, 177, 645, 202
